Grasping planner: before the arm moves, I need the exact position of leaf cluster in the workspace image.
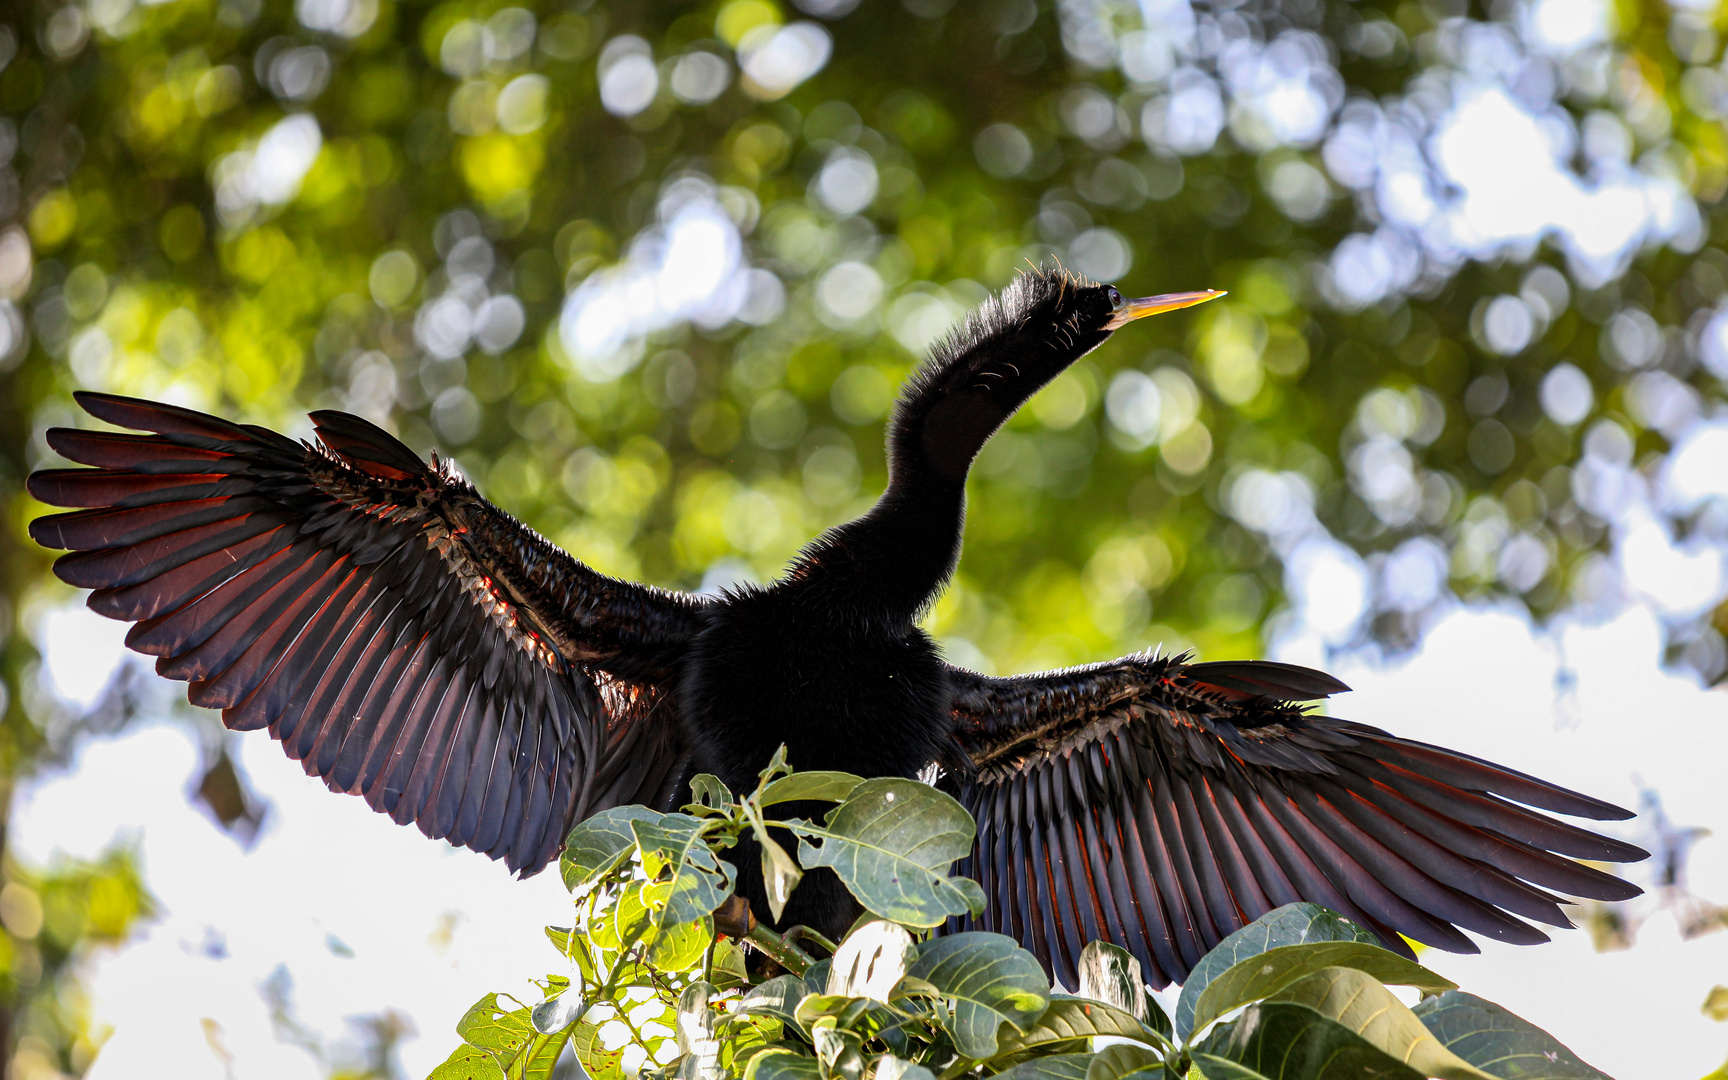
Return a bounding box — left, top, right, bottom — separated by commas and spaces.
429, 756, 1615, 1080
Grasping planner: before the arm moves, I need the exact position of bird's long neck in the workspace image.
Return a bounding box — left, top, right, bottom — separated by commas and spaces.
793, 283, 1109, 622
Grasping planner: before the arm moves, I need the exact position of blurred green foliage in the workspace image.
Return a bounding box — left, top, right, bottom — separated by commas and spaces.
0, 847, 153, 1080
1, 0, 1725, 1071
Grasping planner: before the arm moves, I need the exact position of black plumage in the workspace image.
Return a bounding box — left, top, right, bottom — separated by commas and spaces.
27, 267, 1645, 988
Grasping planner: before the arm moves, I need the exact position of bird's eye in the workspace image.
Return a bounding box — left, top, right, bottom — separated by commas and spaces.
1106, 286, 1124, 308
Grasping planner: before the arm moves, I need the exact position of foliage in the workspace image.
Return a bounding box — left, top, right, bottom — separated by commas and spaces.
434, 758, 1612, 1080
0, 0, 1718, 1068
0, 845, 155, 1080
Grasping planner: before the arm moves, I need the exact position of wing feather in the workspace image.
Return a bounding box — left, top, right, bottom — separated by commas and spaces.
29, 393, 705, 875
949, 652, 1645, 986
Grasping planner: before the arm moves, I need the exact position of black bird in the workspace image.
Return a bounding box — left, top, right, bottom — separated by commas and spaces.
26, 268, 1644, 988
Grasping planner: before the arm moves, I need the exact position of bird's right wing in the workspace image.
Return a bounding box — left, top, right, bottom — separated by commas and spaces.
944, 653, 1646, 989
29, 393, 704, 874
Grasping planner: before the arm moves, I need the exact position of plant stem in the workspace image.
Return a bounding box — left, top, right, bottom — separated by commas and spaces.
783, 927, 838, 956
744, 923, 815, 975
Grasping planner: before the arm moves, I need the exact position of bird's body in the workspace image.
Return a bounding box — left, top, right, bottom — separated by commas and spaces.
27, 268, 1646, 988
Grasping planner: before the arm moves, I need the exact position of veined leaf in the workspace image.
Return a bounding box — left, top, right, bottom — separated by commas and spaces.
561, 807, 663, 892
906, 932, 1050, 1059
1196, 1002, 1425, 1080
759, 771, 866, 807
518, 1025, 576, 1080
455, 993, 535, 1057
630, 814, 735, 926
1175, 903, 1376, 1040
989, 996, 1161, 1063
791, 778, 985, 927
990, 1053, 1095, 1080
737, 975, 809, 1032
1413, 991, 1617, 1080
677, 981, 723, 1080
571, 1020, 627, 1080
589, 880, 656, 952
531, 991, 584, 1035
427, 1043, 507, 1080
1084, 1042, 1163, 1080
719, 1012, 784, 1074
1077, 942, 1148, 1026
712, 937, 751, 989
1189, 1053, 1270, 1080
757, 826, 803, 924
745, 1048, 824, 1080
1264, 967, 1495, 1080
641, 901, 713, 972
828, 920, 916, 1001
875, 1055, 940, 1080
1188, 942, 1456, 1038
686, 774, 735, 815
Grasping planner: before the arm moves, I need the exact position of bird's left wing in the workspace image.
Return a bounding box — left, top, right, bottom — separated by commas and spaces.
28, 392, 704, 874
943, 654, 1646, 989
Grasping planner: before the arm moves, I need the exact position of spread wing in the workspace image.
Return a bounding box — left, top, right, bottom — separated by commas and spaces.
28, 392, 703, 874
944, 654, 1646, 989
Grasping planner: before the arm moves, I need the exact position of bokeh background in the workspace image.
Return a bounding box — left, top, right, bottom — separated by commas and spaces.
1, 0, 1726, 1074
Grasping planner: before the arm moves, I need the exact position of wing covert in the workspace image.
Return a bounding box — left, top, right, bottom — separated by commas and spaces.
29, 392, 703, 875
945, 653, 1646, 989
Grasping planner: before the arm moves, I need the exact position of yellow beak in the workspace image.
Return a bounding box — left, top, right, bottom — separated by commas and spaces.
1103, 289, 1227, 330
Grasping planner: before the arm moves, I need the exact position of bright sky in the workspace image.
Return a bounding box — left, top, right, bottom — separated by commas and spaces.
17, 589, 1728, 1079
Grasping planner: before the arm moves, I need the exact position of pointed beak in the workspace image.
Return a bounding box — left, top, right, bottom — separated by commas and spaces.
1104, 289, 1227, 330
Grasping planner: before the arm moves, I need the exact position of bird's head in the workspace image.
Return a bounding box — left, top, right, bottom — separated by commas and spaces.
891, 267, 1223, 481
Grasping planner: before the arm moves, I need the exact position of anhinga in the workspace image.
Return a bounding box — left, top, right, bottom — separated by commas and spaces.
27, 268, 1645, 989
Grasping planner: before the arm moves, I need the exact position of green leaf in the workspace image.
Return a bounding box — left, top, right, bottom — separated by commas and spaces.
990, 1053, 1096, 1080
1265, 968, 1495, 1080
561, 807, 664, 892
1706, 986, 1728, 1022
1196, 1002, 1425, 1080
755, 745, 797, 789
791, 778, 986, 927
630, 814, 736, 925
746, 1048, 824, 1080
804, 959, 834, 998
590, 880, 656, 952
759, 771, 866, 807
530, 990, 584, 1035
906, 932, 1051, 1059
1187, 942, 1457, 1039
875, 1056, 940, 1080
456, 994, 535, 1057
1189, 1053, 1272, 1080
518, 1025, 576, 1080
677, 981, 722, 1080
1145, 996, 1173, 1043
1174, 904, 1377, 1040
641, 899, 714, 972
687, 774, 735, 815
1085, 1043, 1164, 1080
572, 1021, 627, 1080
1077, 941, 1149, 1026
720, 1013, 785, 1074
990, 996, 1162, 1063
827, 919, 915, 1001
793, 994, 882, 1034
757, 827, 804, 924
712, 937, 751, 989
427, 1043, 507, 1080
738, 975, 810, 1032
1413, 991, 1618, 1080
